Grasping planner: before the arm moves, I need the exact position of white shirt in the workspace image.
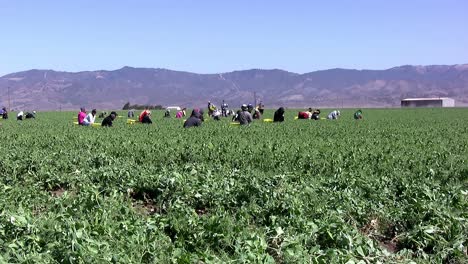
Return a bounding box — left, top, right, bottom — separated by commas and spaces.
328, 110, 339, 120
83, 113, 95, 124
17, 111, 23, 117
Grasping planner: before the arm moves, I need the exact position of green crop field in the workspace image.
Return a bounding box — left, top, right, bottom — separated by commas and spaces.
0, 109, 467, 263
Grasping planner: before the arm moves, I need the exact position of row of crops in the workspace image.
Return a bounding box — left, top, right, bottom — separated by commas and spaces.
0, 108, 467, 263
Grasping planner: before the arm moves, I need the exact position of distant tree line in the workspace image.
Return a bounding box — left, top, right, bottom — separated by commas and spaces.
122, 102, 164, 110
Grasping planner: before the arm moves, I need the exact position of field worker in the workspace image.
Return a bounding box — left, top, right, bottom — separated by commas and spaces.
1, 107, 7, 119
221, 100, 228, 117
247, 104, 254, 113
78, 107, 87, 125
238, 104, 253, 125
197, 109, 205, 122
176, 108, 186, 119
297, 108, 312, 119
183, 109, 203, 128
327, 110, 340, 120
311, 109, 321, 120
252, 106, 262, 120
354, 109, 363, 120
273, 107, 285, 122
127, 110, 134, 118
101, 111, 118, 127
232, 110, 241, 122
164, 109, 171, 118
139, 109, 151, 123
17, 111, 24, 120
207, 101, 212, 116
209, 104, 216, 117
25, 111, 36, 119
212, 109, 222, 121
141, 110, 153, 124
82, 109, 97, 126
258, 102, 265, 115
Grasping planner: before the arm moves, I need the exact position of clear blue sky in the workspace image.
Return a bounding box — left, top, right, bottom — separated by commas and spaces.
1, 0, 467, 76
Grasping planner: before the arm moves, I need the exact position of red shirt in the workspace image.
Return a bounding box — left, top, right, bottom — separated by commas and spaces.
139, 110, 149, 122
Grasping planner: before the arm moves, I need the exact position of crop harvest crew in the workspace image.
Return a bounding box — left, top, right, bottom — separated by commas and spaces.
0, 107, 7, 119
327, 110, 340, 120
207, 101, 214, 116
354, 109, 363, 120
183, 109, 203, 128
82, 109, 97, 126
25, 111, 36, 119
176, 108, 186, 119
253, 107, 262, 119
273, 107, 285, 122
17, 111, 24, 120
139, 109, 152, 124
101, 111, 118, 127
311, 109, 321, 120
297, 108, 312, 119
77, 107, 87, 125
238, 104, 253, 125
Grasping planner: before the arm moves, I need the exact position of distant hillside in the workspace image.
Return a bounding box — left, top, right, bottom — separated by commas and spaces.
1, 64, 467, 110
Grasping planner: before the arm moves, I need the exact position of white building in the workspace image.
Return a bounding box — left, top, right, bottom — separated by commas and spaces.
401, 97, 455, 108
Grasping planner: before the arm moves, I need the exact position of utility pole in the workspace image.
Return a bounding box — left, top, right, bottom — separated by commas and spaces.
253, 91, 257, 107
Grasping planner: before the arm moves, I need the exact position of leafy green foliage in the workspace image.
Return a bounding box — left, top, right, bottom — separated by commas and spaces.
0, 108, 466, 263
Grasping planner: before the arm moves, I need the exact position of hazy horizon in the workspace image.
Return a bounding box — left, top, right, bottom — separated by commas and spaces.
3, 62, 468, 77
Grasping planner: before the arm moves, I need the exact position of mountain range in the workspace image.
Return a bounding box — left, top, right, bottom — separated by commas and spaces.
1, 64, 467, 110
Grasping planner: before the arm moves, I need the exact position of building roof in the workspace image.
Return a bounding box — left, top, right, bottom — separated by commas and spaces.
401, 97, 454, 101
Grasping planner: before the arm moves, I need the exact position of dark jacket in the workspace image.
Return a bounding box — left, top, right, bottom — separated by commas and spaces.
273, 107, 285, 122
184, 110, 202, 128
2, 109, 8, 119
183, 116, 202, 128
101, 115, 114, 127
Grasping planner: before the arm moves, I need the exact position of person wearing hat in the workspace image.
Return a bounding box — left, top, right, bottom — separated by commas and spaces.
1, 107, 8, 119
176, 108, 186, 119
25, 111, 36, 119
253, 105, 263, 119
327, 110, 341, 120
247, 104, 254, 113
164, 109, 171, 118
238, 104, 253, 125
212, 108, 222, 121
273, 107, 285, 122
17, 111, 24, 120
221, 100, 228, 117
183, 109, 203, 128
139, 109, 152, 124
82, 109, 97, 126
207, 101, 213, 117
139, 108, 152, 123
311, 109, 321, 120
354, 109, 363, 120
297, 108, 312, 119
101, 111, 118, 127
78, 107, 87, 125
